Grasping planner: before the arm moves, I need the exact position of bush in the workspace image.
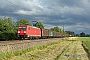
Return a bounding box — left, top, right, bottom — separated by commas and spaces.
0, 33, 5, 40
0, 32, 16, 40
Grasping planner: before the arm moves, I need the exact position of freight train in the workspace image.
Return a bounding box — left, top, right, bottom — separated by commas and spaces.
16, 25, 70, 39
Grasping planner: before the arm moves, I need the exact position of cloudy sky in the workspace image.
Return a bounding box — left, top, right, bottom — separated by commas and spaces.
0, 0, 90, 34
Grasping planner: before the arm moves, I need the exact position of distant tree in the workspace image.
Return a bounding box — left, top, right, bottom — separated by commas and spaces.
50, 28, 54, 31
54, 26, 61, 32
33, 21, 44, 28
75, 34, 80, 37
80, 32, 85, 37
50, 26, 62, 32
16, 18, 31, 26
65, 31, 75, 36
85, 34, 90, 37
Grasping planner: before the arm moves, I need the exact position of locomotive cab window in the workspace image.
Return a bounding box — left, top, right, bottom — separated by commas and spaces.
18, 27, 26, 30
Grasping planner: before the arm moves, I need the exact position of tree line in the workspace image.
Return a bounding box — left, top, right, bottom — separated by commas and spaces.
75, 32, 90, 37
0, 17, 74, 40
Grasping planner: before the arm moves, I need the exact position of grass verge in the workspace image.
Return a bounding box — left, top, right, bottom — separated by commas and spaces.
82, 42, 90, 60
77, 37, 90, 59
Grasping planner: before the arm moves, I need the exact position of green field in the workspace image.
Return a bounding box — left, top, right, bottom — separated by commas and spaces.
77, 37, 90, 49
77, 37, 90, 59
77, 37, 90, 41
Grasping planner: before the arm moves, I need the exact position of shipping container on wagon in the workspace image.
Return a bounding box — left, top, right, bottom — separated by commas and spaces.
41, 29, 49, 38
53, 31, 57, 37
41, 29, 54, 38
60, 32, 64, 37
64, 34, 70, 37
53, 32, 59, 37
52, 31, 64, 38
58, 32, 64, 38
48, 30, 54, 37
41, 29, 49, 37
17, 25, 41, 39
56, 32, 60, 37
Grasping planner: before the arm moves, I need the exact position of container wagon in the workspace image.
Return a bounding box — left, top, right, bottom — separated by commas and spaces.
41, 29, 54, 38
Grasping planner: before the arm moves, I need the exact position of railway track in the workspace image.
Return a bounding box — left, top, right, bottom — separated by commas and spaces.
0, 38, 63, 52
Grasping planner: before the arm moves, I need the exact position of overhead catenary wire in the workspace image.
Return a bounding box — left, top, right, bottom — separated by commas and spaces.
5, 0, 27, 10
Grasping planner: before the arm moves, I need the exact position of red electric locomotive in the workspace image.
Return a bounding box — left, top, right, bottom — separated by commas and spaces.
17, 25, 41, 39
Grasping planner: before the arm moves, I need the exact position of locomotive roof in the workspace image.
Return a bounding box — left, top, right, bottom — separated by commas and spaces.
18, 24, 30, 26
18, 25, 40, 29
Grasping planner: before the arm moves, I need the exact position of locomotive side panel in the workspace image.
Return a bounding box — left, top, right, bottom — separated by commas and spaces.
27, 26, 41, 37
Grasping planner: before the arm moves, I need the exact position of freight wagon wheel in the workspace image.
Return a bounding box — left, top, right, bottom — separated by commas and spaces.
28, 37, 32, 40
30, 37, 34, 40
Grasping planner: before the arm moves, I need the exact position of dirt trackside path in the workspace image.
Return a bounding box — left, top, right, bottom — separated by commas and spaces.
9, 40, 89, 60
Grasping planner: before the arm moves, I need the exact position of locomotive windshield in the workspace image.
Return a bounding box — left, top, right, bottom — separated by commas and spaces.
18, 27, 26, 30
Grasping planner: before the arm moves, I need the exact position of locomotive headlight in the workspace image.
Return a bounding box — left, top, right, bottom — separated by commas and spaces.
18, 31, 20, 33
24, 31, 26, 33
